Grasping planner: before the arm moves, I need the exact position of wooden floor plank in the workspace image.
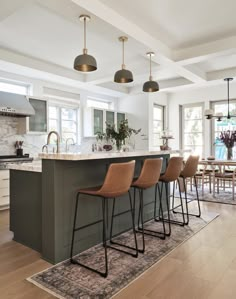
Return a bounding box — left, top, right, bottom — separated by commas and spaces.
0, 202, 235, 299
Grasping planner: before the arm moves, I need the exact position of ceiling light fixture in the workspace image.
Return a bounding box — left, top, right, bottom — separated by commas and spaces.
114, 36, 133, 83
74, 15, 97, 72
205, 78, 235, 121
143, 52, 159, 92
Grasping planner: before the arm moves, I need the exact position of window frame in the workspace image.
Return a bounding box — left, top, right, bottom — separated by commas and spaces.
211, 99, 236, 157
153, 104, 165, 148
181, 102, 204, 157
87, 97, 113, 110
0, 78, 30, 95
48, 101, 80, 145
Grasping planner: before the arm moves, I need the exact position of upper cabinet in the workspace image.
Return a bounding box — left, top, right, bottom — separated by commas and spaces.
117, 112, 125, 128
106, 110, 115, 126
83, 108, 126, 137
28, 98, 47, 133
18, 97, 48, 134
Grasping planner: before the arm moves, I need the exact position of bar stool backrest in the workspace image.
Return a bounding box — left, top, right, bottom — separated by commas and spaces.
180, 155, 199, 178
132, 158, 163, 189
160, 157, 183, 182
99, 160, 135, 198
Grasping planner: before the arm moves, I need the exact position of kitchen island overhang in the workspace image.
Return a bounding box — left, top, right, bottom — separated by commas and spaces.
10, 150, 184, 264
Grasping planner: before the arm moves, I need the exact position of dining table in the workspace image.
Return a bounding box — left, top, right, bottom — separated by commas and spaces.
198, 159, 236, 199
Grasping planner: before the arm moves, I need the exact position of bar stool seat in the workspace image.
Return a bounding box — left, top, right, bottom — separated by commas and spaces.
131, 158, 165, 253
70, 160, 137, 278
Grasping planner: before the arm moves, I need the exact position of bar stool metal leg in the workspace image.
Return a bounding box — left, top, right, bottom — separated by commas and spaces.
136, 184, 166, 247
109, 190, 138, 258
172, 179, 186, 224
172, 175, 201, 222
70, 194, 108, 278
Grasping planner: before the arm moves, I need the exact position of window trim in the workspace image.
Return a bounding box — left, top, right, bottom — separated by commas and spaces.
180, 102, 205, 156
87, 97, 113, 110
0, 78, 30, 95
153, 104, 165, 148
210, 99, 236, 155
48, 103, 80, 145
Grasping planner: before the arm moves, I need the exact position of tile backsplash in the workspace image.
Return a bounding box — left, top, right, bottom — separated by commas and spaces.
0, 116, 47, 157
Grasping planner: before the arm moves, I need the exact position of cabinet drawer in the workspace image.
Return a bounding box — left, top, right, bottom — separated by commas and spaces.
0, 188, 9, 197
0, 195, 9, 206
0, 170, 9, 180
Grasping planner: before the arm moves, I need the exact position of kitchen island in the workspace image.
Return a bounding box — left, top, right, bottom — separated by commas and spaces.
9, 150, 185, 264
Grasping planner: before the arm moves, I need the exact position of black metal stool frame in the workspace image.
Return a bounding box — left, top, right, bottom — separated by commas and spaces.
134, 184, 166, 254
155, 179, 186, 235
172, 175, 201, 224
70, 190, 138, 278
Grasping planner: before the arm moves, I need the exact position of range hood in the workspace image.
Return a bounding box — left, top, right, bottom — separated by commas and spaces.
0, 90, 35, 117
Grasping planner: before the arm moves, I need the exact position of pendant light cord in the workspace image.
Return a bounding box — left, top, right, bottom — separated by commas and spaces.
149, 54, 152, 81
122, 39, 125, 69
83, 17, 87, 54
227, 79, 230, 119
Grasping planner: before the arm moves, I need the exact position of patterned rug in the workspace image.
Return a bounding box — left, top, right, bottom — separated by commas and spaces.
187, 188, 236, 205
28, 211, 218, 299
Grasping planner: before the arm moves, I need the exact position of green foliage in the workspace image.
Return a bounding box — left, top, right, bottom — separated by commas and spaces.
96, 119, 141, 143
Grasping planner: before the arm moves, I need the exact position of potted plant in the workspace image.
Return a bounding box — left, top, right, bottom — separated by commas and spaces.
96, 119, 141, 151
106, 119, 141, 151
217, 130, 236, 160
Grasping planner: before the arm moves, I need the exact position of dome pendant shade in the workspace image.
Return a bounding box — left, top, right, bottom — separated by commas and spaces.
114, 36, 133, 83
143, 80, 159, 92
114, 69, 133, 83
143, 52, 159, 92
74, 52, 97, 72
74, 15, 97, 72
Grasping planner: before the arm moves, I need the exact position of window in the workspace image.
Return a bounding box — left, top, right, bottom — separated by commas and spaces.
153, 105, 164, 147
87, 98, 111, 110
49, 105, 79, 144
0, 80, 29, 95
212, 101, 236, 159
181, 104, 204, 156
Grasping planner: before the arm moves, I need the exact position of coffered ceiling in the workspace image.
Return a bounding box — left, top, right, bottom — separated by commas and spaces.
0, 0, 236, 96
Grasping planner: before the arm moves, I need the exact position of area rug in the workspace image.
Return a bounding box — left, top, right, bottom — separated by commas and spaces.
28, 211, 218, 299
187, 188, 236, 205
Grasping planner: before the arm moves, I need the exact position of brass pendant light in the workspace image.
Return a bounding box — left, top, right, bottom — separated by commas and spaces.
74, 15, 97, 72
114, 36, 133, 83
143, 52, 159, 92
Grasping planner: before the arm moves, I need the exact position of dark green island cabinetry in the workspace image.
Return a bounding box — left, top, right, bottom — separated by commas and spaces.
9, 151, 183, 264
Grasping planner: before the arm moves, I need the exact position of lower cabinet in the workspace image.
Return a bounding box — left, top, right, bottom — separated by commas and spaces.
0, 170, 9, 210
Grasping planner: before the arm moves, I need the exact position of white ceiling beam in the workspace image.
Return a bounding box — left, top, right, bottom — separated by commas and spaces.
0, 48, 127, 97
175, 36, 236, 66
71, 0, 206, 84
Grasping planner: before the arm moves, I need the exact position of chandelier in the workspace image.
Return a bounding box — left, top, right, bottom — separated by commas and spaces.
205, 78, 235, 121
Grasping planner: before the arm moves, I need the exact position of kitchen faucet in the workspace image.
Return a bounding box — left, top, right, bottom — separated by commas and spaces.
66, 138, 75, 152
47, 131, 60, 153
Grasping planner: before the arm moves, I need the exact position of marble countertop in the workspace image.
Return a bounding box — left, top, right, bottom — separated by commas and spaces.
7, 160, 42, 173
39, 149, 187, 161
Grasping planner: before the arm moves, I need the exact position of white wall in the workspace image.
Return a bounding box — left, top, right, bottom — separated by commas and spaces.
168, 82, 236, 157
118, 92, 168, 150
0, 70, 118, 156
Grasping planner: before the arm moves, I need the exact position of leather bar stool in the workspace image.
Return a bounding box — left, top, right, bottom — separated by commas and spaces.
155, 157, 184, 236
173, 155, 201, 224
131, 158, 164, 253
70, 160, 137, 278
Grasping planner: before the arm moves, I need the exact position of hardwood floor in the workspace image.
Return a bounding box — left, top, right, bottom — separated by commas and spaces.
1, 201, 236, 298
